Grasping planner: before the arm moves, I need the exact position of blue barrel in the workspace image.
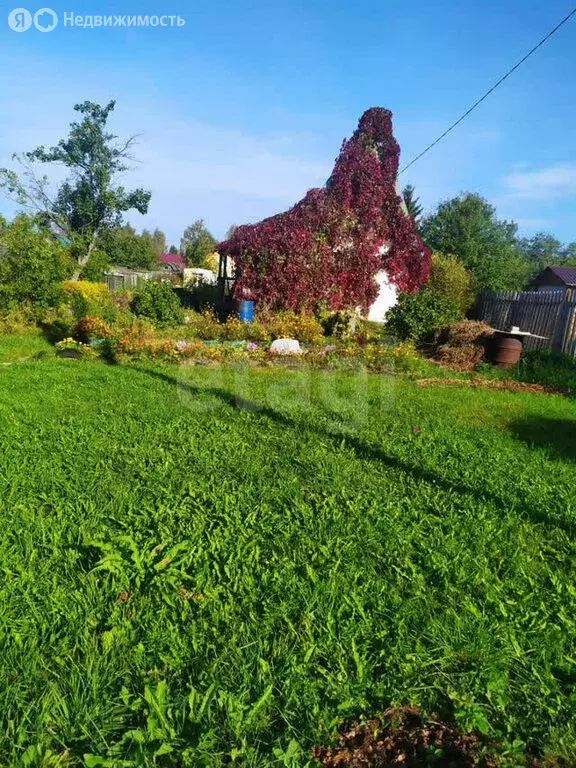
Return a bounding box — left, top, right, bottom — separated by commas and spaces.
238, 299, 254, 324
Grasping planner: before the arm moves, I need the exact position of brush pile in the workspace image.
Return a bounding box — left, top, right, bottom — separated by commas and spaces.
434, 320, 495, 371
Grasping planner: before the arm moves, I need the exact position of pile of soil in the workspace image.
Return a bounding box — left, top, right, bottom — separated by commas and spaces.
434, 321, 495, 372
312, 707, 489, 767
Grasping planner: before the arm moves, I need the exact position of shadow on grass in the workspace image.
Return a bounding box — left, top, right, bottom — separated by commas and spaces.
133, 366, 576, 534
508, 417, 576, 463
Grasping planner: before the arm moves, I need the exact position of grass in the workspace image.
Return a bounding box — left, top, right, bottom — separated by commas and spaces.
1, 355, 576, 766
0, 328, 53, 363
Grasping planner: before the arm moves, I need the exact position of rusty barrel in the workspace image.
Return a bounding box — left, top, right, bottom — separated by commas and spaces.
492, 334, 523, 368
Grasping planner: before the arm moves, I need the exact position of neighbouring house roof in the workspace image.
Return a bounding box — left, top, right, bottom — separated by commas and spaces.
545, 266, 576, 286
159, 252, 187, 271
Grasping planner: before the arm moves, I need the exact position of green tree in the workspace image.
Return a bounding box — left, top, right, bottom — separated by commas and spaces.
151, 228, 167, 256
180, 219, 217, 267
402, 184, 423, 225
0, 214, 74, 308
0, 101, 151, 280
515, 232, 576, 279
100, 225, 158, 271
168, 245, 179, 255
421, 193, 530, 291
427, 252, 475, 313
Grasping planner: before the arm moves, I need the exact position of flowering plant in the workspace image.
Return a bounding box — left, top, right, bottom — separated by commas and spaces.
56, 337, 85, 351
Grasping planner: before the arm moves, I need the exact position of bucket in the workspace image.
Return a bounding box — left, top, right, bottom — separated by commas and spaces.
238, 299, 254, 324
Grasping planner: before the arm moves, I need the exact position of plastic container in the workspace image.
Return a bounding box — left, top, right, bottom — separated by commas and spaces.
238, 300, 255, 324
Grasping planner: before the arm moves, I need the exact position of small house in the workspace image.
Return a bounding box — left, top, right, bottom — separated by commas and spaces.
159, 252, 187, 273
533, 266, 576, 298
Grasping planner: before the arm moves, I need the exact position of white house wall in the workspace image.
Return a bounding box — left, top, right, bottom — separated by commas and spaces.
367, 270, 398, 323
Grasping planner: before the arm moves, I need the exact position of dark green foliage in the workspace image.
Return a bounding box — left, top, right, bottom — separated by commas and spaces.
421, 193, 531, 291
1, 361, 576, 764
130, 281, 184, 327
402, 184, 423, 225
176, 283, 220, 312
0, 214, 73, 308
516, 232, 576, 283
385, 289, 462, 343
100, 225, 158, 271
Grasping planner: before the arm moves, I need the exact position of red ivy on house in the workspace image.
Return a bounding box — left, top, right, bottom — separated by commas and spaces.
218, 108, 431, 313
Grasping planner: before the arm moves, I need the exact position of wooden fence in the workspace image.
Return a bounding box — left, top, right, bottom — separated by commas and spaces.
103, 272, 149, 291
474, 290, 576, 356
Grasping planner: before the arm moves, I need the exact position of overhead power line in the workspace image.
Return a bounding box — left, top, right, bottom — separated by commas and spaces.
400, 6, 576, 174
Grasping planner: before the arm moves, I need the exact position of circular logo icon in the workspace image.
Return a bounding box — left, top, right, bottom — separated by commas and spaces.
34, 7, 57, 31
8, 7, 32, 31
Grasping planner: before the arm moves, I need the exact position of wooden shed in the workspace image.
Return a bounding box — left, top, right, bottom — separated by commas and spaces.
533, 266, 576, 299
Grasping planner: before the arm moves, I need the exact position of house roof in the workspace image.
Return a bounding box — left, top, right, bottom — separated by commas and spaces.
546, 266, 576, 286
159, 252, 186, 271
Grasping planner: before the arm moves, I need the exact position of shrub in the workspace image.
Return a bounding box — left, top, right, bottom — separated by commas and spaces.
427, 252, 475, 313
110, 290, 134, 312
176, 283, 219, 312
0, 215, 73, 309
243, 320, 271, 342
385, 290, 461, 343
266, 312, 324, 344
62, 281, 118, 323
318, 309, 359, 340
130, 282, 184, 328
74, 316, 114, 343
0, 306, 36, 334
38, 305, 76, 343
62, 280, 110, 303
184, 310, 223, 340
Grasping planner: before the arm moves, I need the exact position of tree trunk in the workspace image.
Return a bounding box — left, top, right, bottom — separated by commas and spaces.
69, 228, 100, 281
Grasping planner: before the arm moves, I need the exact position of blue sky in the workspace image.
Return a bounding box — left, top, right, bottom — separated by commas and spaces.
1, 0, 575, 246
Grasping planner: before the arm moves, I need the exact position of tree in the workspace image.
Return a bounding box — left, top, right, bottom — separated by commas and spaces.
0, 100, 151, 280
100, 225, 158, 271
427, 252, 475, 313
421, 193, 531, 291
515, 232, 576, 279
402, 184, 423, 225
152, 228, 167, 256
180, 219, 217, 268
168, 245, 179, 255
0, 214, 74, 308
225, 224, 238, 240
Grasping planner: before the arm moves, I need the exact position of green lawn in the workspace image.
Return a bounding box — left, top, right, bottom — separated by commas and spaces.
1, 356, 576, 766
0, 329, 53, 363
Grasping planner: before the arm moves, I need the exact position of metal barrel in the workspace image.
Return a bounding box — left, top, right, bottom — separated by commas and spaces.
492, 335, 523, 368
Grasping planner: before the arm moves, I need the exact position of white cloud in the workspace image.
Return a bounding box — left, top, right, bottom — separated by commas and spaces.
504, 165, 576, 200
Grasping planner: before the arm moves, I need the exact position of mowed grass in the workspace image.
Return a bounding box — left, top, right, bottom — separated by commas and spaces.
1, 357, 576, 766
